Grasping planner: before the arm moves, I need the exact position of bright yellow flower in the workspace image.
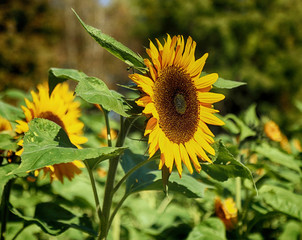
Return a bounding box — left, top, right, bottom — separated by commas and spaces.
129, 35, 224, 176
16, 82, 87, 183
264, 120, 282, 142
215, 197, 238, 230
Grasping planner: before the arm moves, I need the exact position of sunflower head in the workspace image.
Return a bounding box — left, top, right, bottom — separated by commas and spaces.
16, 82, 87, 183
130, 35, 224, 177
215, 197, 238, 230
264, 120, 282, 142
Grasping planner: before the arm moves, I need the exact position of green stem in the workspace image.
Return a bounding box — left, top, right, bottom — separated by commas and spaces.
107, 194, 128, 232
84, 160, 102, 223
236, 177, 242, 212
1, 179, 14, 240
102, 108, 112, 147
99, 116, 126, 240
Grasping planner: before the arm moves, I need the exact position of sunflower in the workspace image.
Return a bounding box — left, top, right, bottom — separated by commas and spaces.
215, 197, 238, 230
129, 35, 225, 176
16, 82, 87, 183
0, 116, 13, 132
264, 120, 282, 142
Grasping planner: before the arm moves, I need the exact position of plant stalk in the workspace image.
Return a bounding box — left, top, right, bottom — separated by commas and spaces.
1, 179, 14, 240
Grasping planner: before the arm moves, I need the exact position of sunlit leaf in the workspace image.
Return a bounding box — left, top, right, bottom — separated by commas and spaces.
279, 220, 301, 240
202, 141, 256, 191
120, 150, 211, 198
186, 218, 226, 240
10, 202, 96, 236
72, 9, 147, 72
259, 185, 302, 221
10, 118, 124, 176
213, 77, 246, 89
48, 68, 131, 117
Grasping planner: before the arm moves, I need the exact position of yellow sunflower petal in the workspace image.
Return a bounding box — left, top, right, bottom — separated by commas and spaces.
195, 73, 219, 89
172, 143, 183, 177
179, 143, 193, 174
136, 96, 152, 107
197, 92, 225, 104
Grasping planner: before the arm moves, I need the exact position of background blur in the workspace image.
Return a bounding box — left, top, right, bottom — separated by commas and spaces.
1, 0, 302, 136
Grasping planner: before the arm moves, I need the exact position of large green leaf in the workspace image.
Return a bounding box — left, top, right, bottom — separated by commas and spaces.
255, 143, 301, 173
0, 100, 24, 129
72, 9, 146, 72
259, 185, 302, 221
75, 76, 131, 117
213, 77, 246, 89
48, 68, 131, 117
9, 118, 124, 175
186, 218, 226, 240
201, 141, 256, 189
10, 202, 96, 236
120, 149, 211, 198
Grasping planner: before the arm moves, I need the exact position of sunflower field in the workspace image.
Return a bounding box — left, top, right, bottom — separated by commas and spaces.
1, 1, 302, 240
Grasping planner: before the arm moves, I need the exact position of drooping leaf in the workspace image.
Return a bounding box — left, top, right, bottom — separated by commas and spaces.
259, 185, 302, 221
0, 100, 24, 129
0, 133, 18, 151
224, 114, 256, 141
255, 143, 301, 173
279, 220, 302, 240
10, 118, 125, 176
10, 202, 96, 236
186, 218, 226, 240
120, 150, 211, 198
72, 9, 147, 72
213, 77, 246, 89
201, 141, 256, 191
48, 68, 131, 117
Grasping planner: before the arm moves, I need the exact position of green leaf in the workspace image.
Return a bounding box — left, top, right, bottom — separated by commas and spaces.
186, 218, 226, 240
10, 202, 96, 236
202, 141, 256, 190
10, 118, 125, 175
213, 77, 246, 89
224, 114, 256, 141
0, 133, 18, 151
255, 143, 301, 173
0, 100, 24, 129
279, 220, 302, 240
75, 76, 131, 117
48, 68, 87, 94
259, 185, 302, 221
243, 104, 259, 127
120, 150, 211, 198
48, 68, 131, 117
72, 9, 146, 72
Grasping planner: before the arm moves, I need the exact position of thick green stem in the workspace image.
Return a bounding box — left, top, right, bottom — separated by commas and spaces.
99, 156, 120, 240
107, 194, 128, 232
1, 179, 14, 240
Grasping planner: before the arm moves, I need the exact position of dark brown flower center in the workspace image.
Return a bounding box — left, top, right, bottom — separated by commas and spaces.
39, 111, 66, 131
153, 66, 199, 144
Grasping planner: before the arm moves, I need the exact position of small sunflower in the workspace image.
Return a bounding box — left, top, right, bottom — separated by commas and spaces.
16, 82, 87, 183
264, 120, 282, 142
215, 197, 238, 230
0, 116, 13, 132
129, 35, 224, 176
